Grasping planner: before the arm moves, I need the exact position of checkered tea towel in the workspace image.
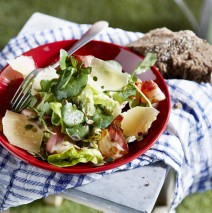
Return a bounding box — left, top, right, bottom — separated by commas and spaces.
0, 22, 211, 212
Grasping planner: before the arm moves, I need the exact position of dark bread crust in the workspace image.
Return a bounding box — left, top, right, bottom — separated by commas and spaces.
127, 28, 212, 83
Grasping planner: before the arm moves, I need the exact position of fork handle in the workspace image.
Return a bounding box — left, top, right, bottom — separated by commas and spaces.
52, 21, 109, 68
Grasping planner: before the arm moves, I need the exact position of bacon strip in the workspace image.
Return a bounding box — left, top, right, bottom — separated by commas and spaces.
98, 115, 129, 160
137, 80, 166, 104
46, 130, 65, 154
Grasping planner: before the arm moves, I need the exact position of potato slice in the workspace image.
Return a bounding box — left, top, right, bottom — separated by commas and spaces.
2, 110, 43, 153
121, 106, 159, 137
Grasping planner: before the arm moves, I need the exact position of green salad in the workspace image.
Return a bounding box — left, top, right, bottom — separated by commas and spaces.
2, 50, 166, 167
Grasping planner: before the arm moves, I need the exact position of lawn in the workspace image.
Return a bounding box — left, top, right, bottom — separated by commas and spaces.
9, 189, 212, 213
0, 0, 204, 49
1, 0, 212, 212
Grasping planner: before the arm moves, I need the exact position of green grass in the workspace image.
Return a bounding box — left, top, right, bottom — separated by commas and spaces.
176, 190, 212, 213
1, 0, 212, 212
0, 0, 203, 49
10, 199, 102, 213
9, 190, 212, 213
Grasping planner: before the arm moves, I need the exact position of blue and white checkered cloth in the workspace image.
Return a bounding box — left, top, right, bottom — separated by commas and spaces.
0, 22, 211, 212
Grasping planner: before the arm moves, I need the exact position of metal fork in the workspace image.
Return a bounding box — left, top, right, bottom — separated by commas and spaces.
10, 20, 109, 112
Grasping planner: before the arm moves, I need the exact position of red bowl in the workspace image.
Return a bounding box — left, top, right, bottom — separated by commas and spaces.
0, 40, 170, 173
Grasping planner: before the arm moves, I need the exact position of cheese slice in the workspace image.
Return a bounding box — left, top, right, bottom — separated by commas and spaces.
8, 55, 36, 77
121, 106, 159, 137
2, 110, 43, 153
86, 56, 129, 91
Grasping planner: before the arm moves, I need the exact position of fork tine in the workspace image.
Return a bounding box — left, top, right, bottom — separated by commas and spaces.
11, 73, 34, 105
12, 86, 32, 111
11, 69, 39, 111
11, 74, 34, 107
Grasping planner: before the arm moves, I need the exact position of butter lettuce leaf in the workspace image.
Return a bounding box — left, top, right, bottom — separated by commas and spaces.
92, 107, 113, 129
75, 85, 95, 116
47, 146, 104, 167
93, 93, 121, 118
49, 102, 62, 126
66, 125, 89, 141
61, 103, 85, 127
